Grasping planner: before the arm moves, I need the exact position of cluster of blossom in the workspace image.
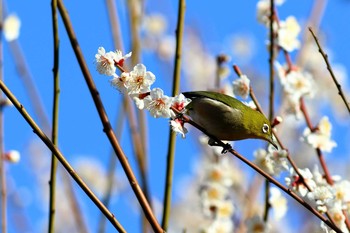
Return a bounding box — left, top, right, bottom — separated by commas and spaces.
285, 166, 350, 232
256, 1, 347, 232
275, 61, 316, 119
257, 0, 337, 154
95, 47, 192, 137
301, 116, 337, 153
257, 0, 301, 53
253, 144, 289, 177
196, 141, 237, 233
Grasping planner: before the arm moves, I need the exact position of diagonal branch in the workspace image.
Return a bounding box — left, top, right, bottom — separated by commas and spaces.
309, 27, 350, 115
56, 1, 163, 232
0, 80, 126, 233
173, 110, 342, 233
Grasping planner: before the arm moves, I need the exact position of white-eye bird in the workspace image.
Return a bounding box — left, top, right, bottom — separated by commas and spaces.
183, 91, 278, 149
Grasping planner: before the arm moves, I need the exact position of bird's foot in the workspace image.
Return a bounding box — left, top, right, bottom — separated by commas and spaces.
208, 138, 232, 154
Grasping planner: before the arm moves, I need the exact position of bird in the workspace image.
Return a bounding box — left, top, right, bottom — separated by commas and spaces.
182, 91, 278, 149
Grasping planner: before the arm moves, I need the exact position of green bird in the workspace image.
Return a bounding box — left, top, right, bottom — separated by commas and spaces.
183, 91, 278, 149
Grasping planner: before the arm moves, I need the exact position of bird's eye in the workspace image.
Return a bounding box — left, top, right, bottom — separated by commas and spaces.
262, 124, 269, 134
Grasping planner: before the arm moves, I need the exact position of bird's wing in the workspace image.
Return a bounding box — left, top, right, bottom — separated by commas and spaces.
183, 91, 244, 110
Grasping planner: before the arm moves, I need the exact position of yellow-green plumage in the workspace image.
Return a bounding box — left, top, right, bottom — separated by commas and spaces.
183, 91, 277, 148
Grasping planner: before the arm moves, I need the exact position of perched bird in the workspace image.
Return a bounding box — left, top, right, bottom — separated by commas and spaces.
183, 91, 277, 149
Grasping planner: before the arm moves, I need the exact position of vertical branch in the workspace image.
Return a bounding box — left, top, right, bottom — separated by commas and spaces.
264, 0, 276, 222
268, 0, 276, 122
126, 4, 153, 232
161, 0, 185, 230
0, 1, 6, 232
56, 1, 163, 232
48, 0, 60, 232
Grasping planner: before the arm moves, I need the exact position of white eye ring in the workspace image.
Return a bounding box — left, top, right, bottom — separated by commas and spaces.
262, 124, 269, 134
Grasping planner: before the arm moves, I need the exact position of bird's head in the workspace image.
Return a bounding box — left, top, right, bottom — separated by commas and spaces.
245, 110, 278, 149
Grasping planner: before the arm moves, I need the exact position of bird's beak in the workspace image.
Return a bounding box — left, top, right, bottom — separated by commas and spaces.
268, 137, 278, 150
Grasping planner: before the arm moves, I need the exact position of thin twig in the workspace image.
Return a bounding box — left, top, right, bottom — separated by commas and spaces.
48, 0, 60, 231
161, 0, 185, 231
309, 27, 350, 115
56, 1, 163, 232
0, 80, 126, 233
8, 40, 51, 134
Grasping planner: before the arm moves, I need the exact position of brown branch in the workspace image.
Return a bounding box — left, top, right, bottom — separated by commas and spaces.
309, 27, 350, 115
299, 98, 334, 185
0, 80, 126, 233
162, 0, 186, 230
56, 1, 163, 232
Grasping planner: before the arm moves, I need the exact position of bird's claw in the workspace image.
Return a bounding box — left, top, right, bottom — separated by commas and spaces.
208, 138, 232, 154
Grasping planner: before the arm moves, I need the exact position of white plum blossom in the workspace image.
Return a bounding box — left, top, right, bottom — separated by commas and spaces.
307, 185, 334, 213
144, 88, 172, 118
232, 74, 250, 99
126, 64, 155, 94
204, 218, 234, 233
284, 94, 303, 119
157, 35, 176, 60
245, 215, 269, 233
302, 116, 337, 152
95, 48, 131, 76
132, 94, 146, 110
275, 62, 315, 100
327, 202, 349, 233
282, 70, 315, 99
269, 187, 287, 220
171, 93, 191, 114
201, 182, 228, 203
256, 0, 285, 25
109, 72, 130, 92
253, 146, 288, 177
333, 180, 350, 205
275, 62, 316, 118
285, 168, 316, 197
114, 50, 132, 67
170, 119, 188, 138
278, 16, 301, 52
95, 47, 117, 76
254, 148, 274, 175
4, 150, 20, 163
3, 14, 21, 41
142, 13, 167, 37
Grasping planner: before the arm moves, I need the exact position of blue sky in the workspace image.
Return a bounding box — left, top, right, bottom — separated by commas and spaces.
3, 0, 350, 232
